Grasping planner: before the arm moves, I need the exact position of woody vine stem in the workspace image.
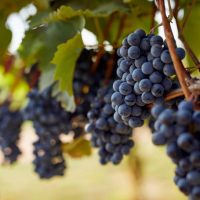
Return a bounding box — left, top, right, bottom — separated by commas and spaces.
157, 0, 191, 100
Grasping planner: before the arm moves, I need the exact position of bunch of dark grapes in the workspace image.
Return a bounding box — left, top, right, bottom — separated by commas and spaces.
151, 100, 200, 200
0, 104, 23, 163
85, 84, 134, 165
74, 49, 116, 117
111, 29, 185, 128
23, 87, 72, 179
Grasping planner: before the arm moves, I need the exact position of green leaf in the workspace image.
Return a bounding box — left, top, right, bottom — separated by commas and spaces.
52, 33, 83, 99
47, 3, 128, 23
48, 6, 94, 22
62, 137, 92, 158
28, 11, 50, 28
19, 16, 85, 69
0, 19, 12, 61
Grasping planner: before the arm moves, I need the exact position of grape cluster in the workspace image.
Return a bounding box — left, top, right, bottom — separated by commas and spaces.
23, 87, 72, 179
85, 85, 134, 165
0, 104, 22, 163
151, 100, 200, 200
112, 29, 185, 128
74, 49, 115, 117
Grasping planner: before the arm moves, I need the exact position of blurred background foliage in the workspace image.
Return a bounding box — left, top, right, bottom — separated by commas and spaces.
0, 0, 200, 200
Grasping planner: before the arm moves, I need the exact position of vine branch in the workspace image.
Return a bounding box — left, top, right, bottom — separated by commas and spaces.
157, 0, 191, 100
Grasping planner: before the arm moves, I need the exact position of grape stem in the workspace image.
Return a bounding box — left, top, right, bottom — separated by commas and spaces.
157, 0, 191, 100
165, 81, 200, 101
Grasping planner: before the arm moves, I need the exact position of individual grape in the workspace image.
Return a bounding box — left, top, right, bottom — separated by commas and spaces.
152, 132, 167, 145
113, 80, 123, 92
128, 117, 144, 128
149, 71, 163, 83
151, 44, 163, 57
127, 33, 141, 46
119, 60, 131, 72
176, 48, 186, 60
178, 101, 193, 112
128, 46, 141, 59
124, 94, 136, 106
111, 92, 124, 105
138, 78, 152, 92
177, 133, 197, 152
162, 77, 173, 91
118, 104, 132, 117
141, 62, 154, 75
150, 35, 163, 45
190, 152, 200, 167
163, 64, 176, 76
187, 171, 200, 186
177, 110, 192, 125
116, 68, 124, 78
151, 104, 165, 118
141, 92, 154, 104
152, 58, 164, 71
134, 29, 146, 38
151, 84, 164, 97
126, 73, 135, 85
161, 50, 172, 63
132, 68, 145, 81
119, 82, 132, 95
119, 46, 128, 57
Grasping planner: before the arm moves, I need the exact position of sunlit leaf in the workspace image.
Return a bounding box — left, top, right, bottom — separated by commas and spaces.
52, 34, 83, 103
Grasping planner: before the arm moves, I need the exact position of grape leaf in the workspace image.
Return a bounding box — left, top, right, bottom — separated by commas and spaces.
52, 33, 83, 110
19, 16, 85, 69
47, 3, 128, 23
62, 137, 92, 158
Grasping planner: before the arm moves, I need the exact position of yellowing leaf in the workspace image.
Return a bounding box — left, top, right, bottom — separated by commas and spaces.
62, 137, 92, 158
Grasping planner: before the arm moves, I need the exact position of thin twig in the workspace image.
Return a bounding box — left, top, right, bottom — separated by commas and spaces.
158, 0, 191, 100
165, 88, 183, 101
